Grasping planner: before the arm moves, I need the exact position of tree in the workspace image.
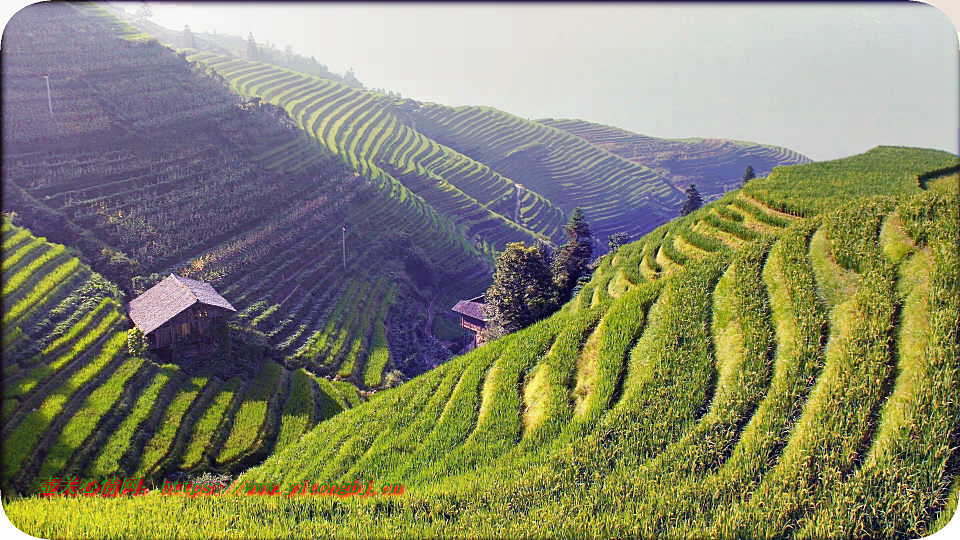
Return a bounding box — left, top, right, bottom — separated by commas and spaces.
484, 242, 560, 335
741, 165, 756, 188
608, 232, 630, 253
553, 207, 594, 302
246, 31, 258, 61
136, 0, 152, 21
679, 184, 703, 217
127, 328, 148, 356
344, 67, 361, 88
181, 25, 195, 48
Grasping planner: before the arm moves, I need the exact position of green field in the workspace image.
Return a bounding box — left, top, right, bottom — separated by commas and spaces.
2, 3, 957, 537
0, 220, 350, 495
6, 144, 957, 538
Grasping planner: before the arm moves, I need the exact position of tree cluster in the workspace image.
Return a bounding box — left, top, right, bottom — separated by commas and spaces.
484, 208, 594, 339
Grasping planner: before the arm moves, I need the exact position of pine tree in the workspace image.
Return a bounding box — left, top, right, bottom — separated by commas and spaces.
608, 232, 630, 253
137, 0, 152, 21
484, 242, 559, 335
553, 208, 594, 302
679, 184, 703, 217
246, 32, 258, 61
741, 165, 756, 188
181, 25, 195, 48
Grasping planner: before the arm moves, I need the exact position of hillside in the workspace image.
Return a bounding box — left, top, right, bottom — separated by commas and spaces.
8, 147, 957, 537
0, 219, 356, 496
1, 2, 491, 384
409, 104, 682, 242
539, 118, 813, 202
0, 2, 812, 391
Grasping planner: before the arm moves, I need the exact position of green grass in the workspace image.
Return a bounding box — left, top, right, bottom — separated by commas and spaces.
180, 378, 243, 470
87, 366, 179, 478
36, 357, 145, 480
3, 5, 959, 535
215, 363, 282, 464
6, 163, 960, 539
135, 376, 211, 477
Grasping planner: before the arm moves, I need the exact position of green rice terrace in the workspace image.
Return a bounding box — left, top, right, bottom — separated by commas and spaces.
6, 142, 958, 536
2, 3, 958, 538
1, 1, 812, 390
0, 219, 355, 495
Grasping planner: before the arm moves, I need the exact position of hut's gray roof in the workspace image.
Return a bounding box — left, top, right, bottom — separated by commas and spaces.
451, 296, 489, 321
128, 274, 236, 334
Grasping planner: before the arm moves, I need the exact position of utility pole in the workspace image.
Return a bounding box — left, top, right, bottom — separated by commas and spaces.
43, 75, 53, 116
342, 227, 346, 269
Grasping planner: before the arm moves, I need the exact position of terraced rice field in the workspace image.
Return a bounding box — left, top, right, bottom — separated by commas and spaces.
183, 51, 543, 253
0, 220, 353, 496
8, 147, 956, 538
1, 2, 493, 385
540, 118, 812, 202
412, 105, 684, 244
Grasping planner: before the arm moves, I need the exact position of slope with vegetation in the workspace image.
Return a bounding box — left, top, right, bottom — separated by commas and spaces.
539, 118, 812, 202
1, 1, 489, 384
9, 147, 957, 538
410, 105, 684, 244
0, 219, 352, 496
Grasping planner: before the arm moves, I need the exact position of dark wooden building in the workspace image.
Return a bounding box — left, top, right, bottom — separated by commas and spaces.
128, 274, 236, 349
451, 295, 489, 350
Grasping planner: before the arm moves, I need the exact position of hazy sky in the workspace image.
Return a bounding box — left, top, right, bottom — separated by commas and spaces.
110, 3, 958, 160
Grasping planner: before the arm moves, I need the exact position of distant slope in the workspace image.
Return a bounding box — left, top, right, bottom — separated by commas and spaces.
0, 219, 350, 496
12, 147, 957, 537
540, 118, 813, 201
412, 104, 684, 244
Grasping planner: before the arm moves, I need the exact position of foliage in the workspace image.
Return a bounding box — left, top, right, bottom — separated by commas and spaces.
608, 231, 630, 252
741, 164, 756, 187
136, 1, 152, 21
485, 242, 559, 335
127, 328, 148, 356
679, 183, 703, 216
553, 207, 594, 301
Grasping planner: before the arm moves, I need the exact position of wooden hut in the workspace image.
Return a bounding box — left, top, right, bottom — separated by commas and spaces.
451, 295, 489, 350
128, 274, 236, 349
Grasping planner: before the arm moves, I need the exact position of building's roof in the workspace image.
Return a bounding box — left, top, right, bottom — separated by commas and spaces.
452, 296, 489, 322
128, 274, 236, 335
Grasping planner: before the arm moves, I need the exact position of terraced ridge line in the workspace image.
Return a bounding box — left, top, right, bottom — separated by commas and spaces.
189, 53, 543, 252
521, 306, 603, 443
326, 360, 467, 487
60, 360, 159, 478
801, 196, 959, 537
273, 369, 322, 452
419, 318, 563, 482
4, 304, 122, 402
598, 241, 775, 531
148, 376, 229, 478
87, 365, 182, 479
134, 376, 214, 478
35, 357, 146, 481
179, 377, 245, 471
215, 362, 289, 468
2, 315, 122, 435
3, 332, 127, 493
719, 206, 897, 538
